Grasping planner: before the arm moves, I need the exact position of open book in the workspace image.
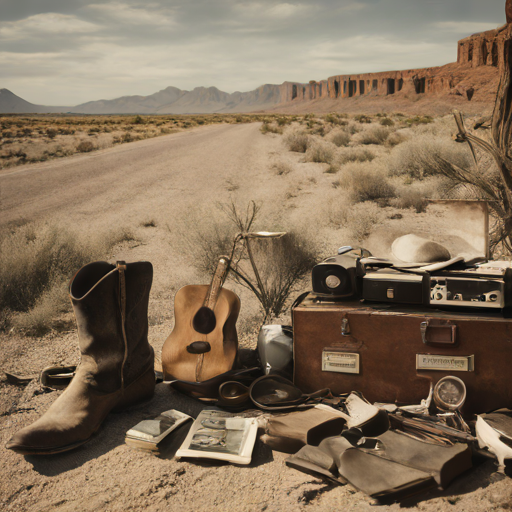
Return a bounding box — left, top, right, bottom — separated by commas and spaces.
125, 409, 192, 452
176, 409, 259, 465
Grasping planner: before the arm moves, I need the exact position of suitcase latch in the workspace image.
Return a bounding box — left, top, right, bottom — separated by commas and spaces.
341, 317, 351, 336
420, 319, 457, 345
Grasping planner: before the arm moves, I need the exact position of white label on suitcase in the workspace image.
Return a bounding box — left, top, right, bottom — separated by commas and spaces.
322, 351, 360, 374
416, 354, 474, 372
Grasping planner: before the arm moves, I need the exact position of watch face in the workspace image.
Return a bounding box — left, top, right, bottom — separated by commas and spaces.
434, 376, 466, 411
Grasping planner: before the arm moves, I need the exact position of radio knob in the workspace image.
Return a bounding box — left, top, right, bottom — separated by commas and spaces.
489, 294, 498, 302
325, 275, 341, 289
435, 292, 443, 300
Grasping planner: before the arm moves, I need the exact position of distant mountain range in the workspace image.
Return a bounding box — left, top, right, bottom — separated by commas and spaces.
0, 83, 288, 115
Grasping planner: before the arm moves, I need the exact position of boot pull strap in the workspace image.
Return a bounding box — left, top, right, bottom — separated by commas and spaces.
116, 261, 127, 320
116, 261, 128, 390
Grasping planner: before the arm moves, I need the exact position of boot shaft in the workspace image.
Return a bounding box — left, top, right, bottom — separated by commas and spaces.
69, 261, 153, 393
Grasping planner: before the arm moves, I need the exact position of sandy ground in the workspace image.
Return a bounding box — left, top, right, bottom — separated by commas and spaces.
1, 123, 512, 511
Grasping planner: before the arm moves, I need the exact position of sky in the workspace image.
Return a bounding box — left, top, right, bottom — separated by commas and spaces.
0, 0, 507, 106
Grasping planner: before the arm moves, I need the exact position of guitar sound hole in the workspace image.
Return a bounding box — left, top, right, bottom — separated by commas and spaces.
193, 306, 217, 335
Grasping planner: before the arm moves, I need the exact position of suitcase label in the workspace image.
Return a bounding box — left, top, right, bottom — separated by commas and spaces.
416, 354, 474, 372
322, 351, 360, 374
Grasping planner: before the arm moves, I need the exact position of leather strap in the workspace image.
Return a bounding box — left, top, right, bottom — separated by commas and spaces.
116, 261, 128, 391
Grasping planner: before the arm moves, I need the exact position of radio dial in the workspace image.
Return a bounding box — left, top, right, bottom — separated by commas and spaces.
325, 275, 341, 289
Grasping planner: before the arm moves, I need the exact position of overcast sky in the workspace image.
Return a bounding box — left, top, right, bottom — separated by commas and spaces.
0, 0, 507, 106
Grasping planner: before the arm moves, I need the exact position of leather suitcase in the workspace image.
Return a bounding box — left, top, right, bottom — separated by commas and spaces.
292, 293, 512, 416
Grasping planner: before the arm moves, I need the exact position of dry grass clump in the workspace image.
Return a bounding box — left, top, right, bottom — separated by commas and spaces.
271, 160, 294, 175
305, 140, 336, 164
357, 125, 390, 145
76, 140, 96, 153
387, 134, 472, 179
0, 222, 135, 334
260, 121, 283, 135
283, 128, 310, 153
327, 198, 383, 241
390, 176, 448, 212
340, 163, 396, 203
338, 147, 375, 164
327, 129, 351, 147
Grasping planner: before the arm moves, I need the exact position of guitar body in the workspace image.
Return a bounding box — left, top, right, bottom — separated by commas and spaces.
161, 284, 241, 382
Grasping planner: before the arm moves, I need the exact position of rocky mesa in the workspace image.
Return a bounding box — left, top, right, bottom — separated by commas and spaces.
0, 20, 508, 115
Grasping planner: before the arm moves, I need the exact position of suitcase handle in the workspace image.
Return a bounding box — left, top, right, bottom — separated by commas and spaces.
420, 319, 457, 345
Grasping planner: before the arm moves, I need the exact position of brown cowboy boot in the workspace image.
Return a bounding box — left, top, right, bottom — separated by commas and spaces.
6, 261, 155, 455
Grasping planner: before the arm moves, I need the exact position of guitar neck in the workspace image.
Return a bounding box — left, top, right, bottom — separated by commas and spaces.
204, 256, 230, 310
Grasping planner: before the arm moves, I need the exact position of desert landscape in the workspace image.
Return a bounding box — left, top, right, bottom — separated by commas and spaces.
1, 109, 511, 511
3, 0, 512, 510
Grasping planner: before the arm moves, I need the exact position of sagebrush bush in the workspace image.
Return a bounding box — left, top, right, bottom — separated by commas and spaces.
338, 147, 375, 164
328, 129, 351, 147
344, 165, 396, 203
357, 125, 390, 145
305, 140, 336, 164
391, 176, 446, 212
260, 122, 282, 135
327, 198, 383, 240
283, 128, 310, 153
0, 223, 135, 333
380, 117, 395, 127
387, 135, 472, 179
76, 140, 95, 153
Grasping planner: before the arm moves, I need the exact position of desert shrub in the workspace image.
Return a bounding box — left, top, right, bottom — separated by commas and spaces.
405, 115, 433, 126
327, 198, 383, 240
328, 129, 351, 147
324, 113, 347, 126
349, 170, 395, 203
357, 125, 390, 145
271, 161, 294, 175
176, 201, 319, 321
354, 114, 372, 124
46, 128, 57, 139
133, 115, 144, 124
347, 122, 362, 135
76, 140, 95, 153
338, 147, 375, 164
0, 223, 135, 334
340, 162, 396, 203
261, 121, 282, 135
283, 128, 310, 153
305, 140, 336, 164
386, 131, 406, 147
390, 176, 449, 212
380, 117, 395, 127
387, 135, 472, 179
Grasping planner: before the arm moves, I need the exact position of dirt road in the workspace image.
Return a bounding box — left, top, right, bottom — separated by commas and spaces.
1, 124, 510, 511
0, 123, 277, 229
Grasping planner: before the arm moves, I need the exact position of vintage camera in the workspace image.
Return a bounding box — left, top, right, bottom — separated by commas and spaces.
311, 246, 369, 299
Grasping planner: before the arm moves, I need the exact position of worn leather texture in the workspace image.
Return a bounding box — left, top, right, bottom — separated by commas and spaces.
6, 261, 155, 455
293, 293, 512, 415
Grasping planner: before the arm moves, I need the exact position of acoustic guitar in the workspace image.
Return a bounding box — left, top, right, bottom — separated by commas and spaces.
161, 256, 240, 382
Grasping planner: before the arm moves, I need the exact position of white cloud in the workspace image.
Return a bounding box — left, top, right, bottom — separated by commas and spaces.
86, 2, 176, 26
434, 21, 501, 34
0, 13, 100, 41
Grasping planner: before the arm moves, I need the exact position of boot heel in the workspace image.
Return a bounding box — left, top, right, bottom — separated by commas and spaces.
113, 365, 156, 412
